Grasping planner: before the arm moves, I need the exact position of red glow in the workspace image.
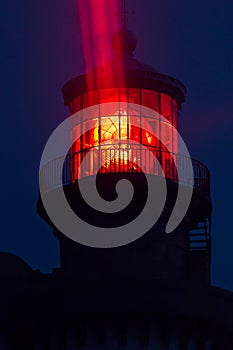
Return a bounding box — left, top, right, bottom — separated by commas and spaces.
72, 2, 180, 180
77, 0, 124, 90
69, 88, 179, 180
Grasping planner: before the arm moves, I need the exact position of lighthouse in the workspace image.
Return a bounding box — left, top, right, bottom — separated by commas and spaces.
34, 21, 233, 347
0, 5, 233, 350
38, 24, 211, 285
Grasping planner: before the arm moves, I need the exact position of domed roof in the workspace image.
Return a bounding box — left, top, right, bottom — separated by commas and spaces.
62, 26, 186, 108
110, 26, 158, 73
112, 26, 137, 55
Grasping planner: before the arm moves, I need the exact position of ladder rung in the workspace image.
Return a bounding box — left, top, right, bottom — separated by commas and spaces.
189, 239, 209, 243
189, 233, 208, 236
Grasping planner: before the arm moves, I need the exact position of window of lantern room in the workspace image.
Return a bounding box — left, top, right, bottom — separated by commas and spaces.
160, 93, 173, 179
141, 89, 160, 148
69, 87, 179, 181
160, 93, 173, 149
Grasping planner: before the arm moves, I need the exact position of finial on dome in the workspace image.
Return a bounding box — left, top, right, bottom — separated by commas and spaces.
112, 26, 137, 57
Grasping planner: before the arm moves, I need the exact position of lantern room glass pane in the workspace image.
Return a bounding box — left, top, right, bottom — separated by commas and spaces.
160, 93, 173, 124
71, 124, 81, 153
129, 116, 141, 144
160, 120, 172, 151
172, 98, 178, 129
141, 89, 159, 112
172, 99, 178, 153
99, 88, 120, 116
141, 116, 159, 148
82, 123, 96, 149
119, 88, 128, 102
100, 115, 120, 142
83, 90, 99, 109
70, 96, 82, 115
128, 88, 140, 104
100, 88, 119, 103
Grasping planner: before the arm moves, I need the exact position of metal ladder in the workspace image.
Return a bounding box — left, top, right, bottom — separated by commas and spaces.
188, 217, 211, 255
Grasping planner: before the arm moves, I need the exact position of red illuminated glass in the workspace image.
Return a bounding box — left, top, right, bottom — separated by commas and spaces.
141, 90, 159, 111
160, 93, 173, 124
69, 88, 179, 181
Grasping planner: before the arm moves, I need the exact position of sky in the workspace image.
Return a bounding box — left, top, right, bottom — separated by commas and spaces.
1, 0, 233, 290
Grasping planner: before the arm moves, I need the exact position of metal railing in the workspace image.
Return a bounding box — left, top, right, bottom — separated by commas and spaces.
40, 147, 210, 196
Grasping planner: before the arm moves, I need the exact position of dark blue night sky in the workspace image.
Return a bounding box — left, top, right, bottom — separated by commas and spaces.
1, 0, 233, 290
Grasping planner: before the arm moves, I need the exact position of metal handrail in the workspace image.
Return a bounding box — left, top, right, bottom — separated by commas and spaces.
40, 147, 210, 196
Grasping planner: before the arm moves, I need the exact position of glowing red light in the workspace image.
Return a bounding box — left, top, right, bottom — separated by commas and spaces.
77, 0, 124, 90
69, 88, 179, 180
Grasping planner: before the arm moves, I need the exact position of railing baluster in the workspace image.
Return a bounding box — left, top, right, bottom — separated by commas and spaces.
40, 147, 210, 197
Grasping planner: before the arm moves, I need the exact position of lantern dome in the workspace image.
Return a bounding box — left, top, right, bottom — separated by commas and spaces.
62, 26, 186, 109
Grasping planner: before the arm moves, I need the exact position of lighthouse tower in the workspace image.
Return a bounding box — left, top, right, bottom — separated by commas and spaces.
38, 25, 211, 282
36, 26, 233, 349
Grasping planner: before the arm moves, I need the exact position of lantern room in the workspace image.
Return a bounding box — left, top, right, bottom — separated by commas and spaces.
68, 88, 179, 181
38, 25, 211, 281
62, 27, 186, 185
